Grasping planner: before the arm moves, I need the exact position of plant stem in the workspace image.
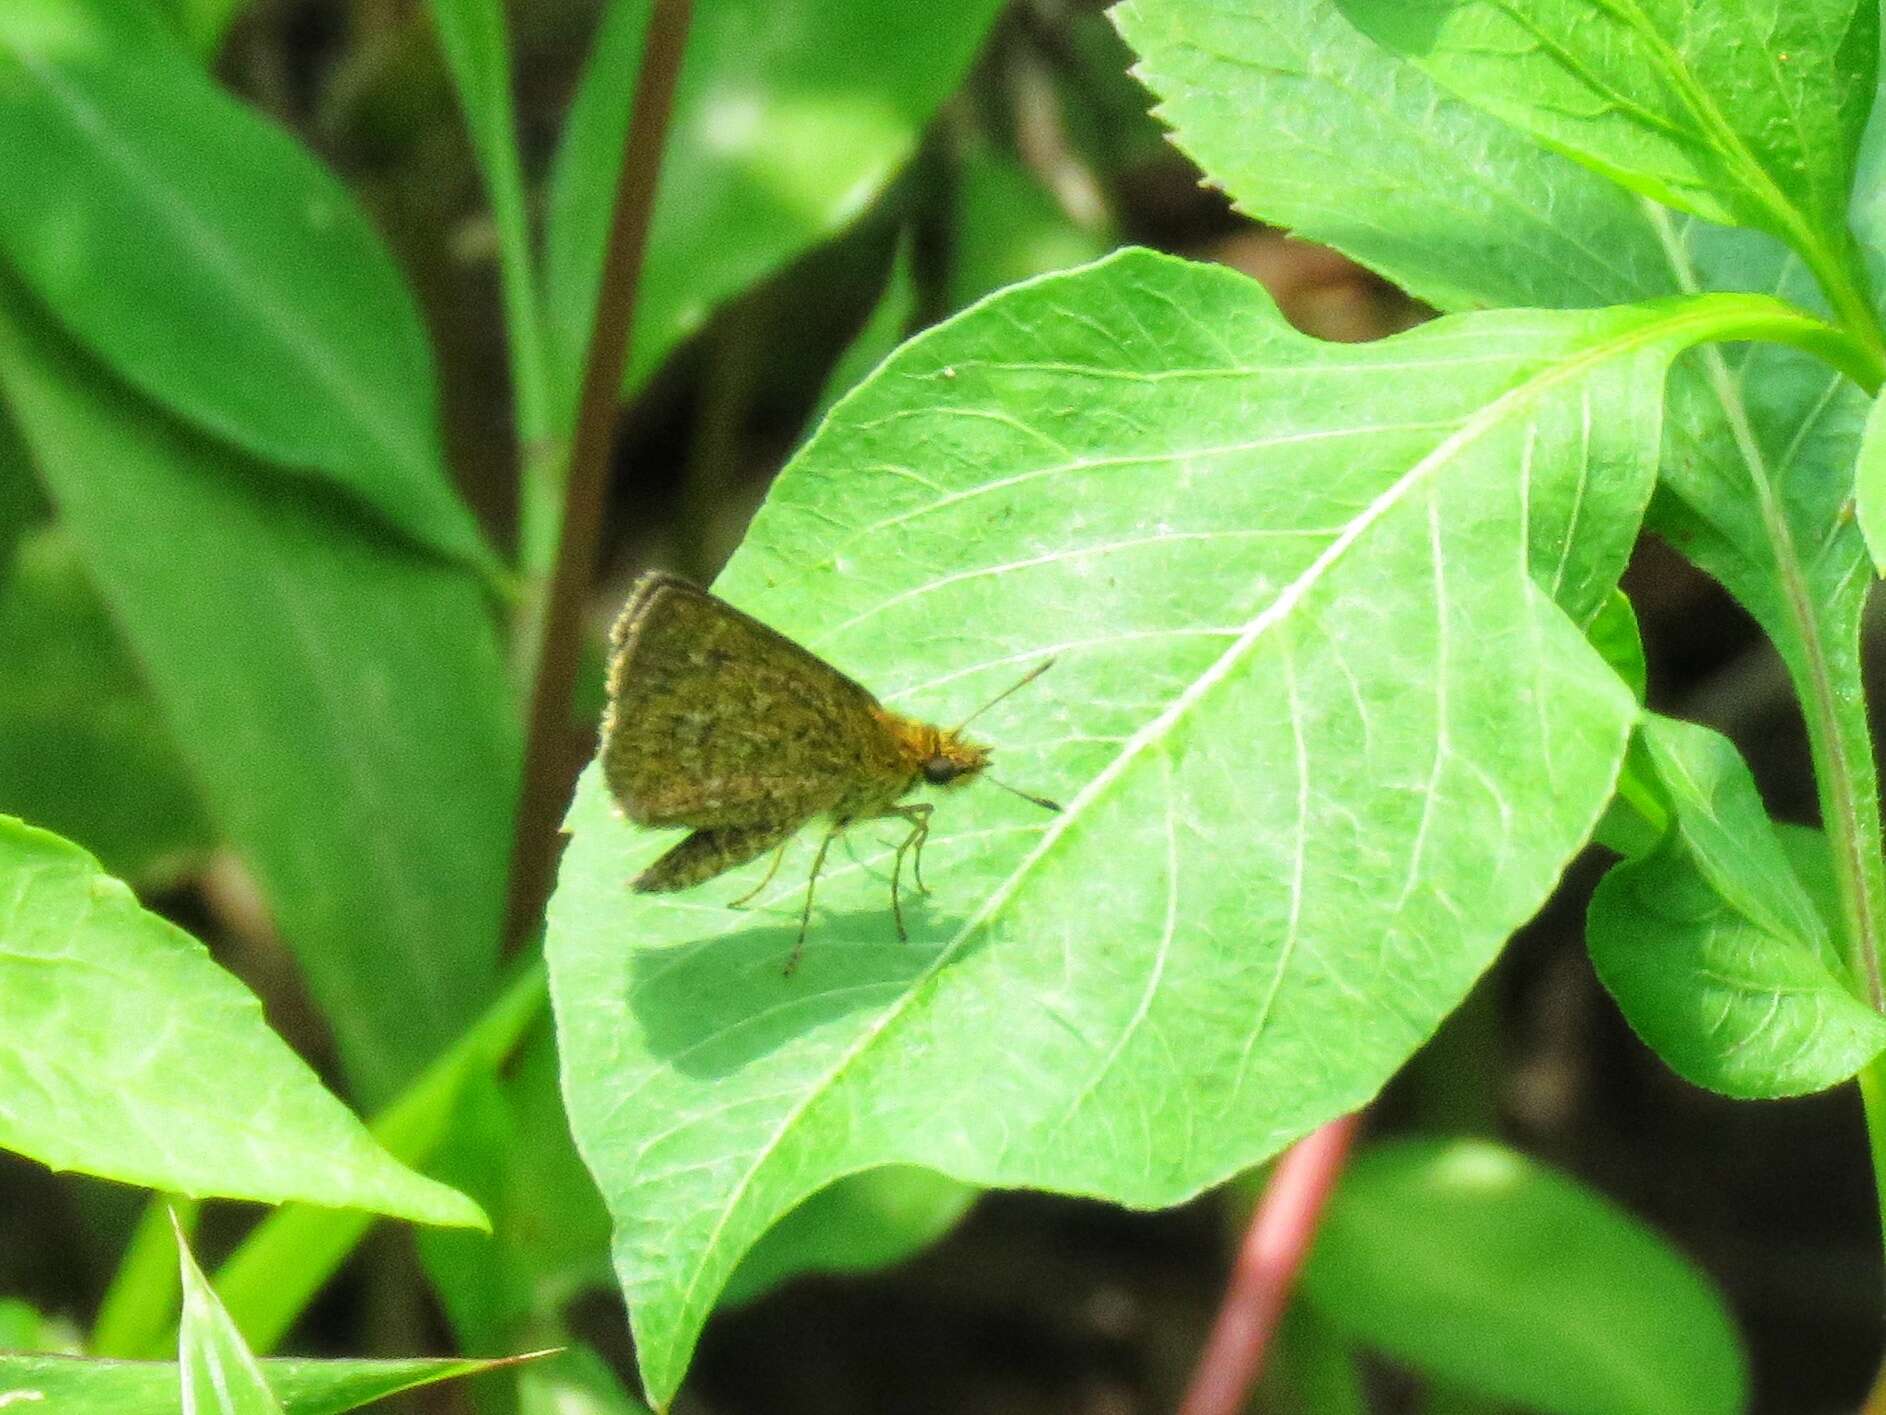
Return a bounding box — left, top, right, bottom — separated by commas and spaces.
501, 0, 694, 953
1179, 1114, 1361, 1415
89, 1195, 196, 1358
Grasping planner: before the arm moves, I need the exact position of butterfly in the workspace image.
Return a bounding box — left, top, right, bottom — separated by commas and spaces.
600, 572, 1057, 971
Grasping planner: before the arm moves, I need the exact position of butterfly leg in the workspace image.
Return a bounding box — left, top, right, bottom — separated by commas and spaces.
883, 803, 933, 942
728, 839, 790, 909
788, 820, 846, 975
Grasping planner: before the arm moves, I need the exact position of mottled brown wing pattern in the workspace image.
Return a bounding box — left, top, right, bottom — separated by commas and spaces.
599, 573, 907, 829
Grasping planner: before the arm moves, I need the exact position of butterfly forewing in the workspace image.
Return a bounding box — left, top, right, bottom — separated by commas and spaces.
601, 574, 894, 830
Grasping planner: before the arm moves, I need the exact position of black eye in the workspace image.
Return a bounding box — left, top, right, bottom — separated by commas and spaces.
922, 757, 956, 785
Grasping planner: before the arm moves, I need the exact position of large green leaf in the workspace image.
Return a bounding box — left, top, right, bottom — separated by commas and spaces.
177, 1216, 285, 1415
1587, 717, 1886, 1098
0, 526, 212, 884
1301, 1139, 1747, 1415
0, 1354, 535, 1415
0, 276, 519, 1106
1333, 0, 1876, 255
542, 0, 1006, 409
0, 0, 491, 570
0, 817, 481, 1226
546, 251, 1799, 1403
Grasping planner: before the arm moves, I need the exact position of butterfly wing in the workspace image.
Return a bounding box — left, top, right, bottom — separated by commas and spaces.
600, 573, 896, 829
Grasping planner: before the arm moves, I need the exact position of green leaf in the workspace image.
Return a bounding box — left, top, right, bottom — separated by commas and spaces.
547, 251, 1775, 1403
518, 1347, 652, 1415
1301, 1138, 1747, 1415
0, 408, 41, 581
1855, 388, 1886, 574
1584, 589, 1646, 703
811, 237, 918, 424
415, 1020, 613, 1352
0, 275, 519, 1106
1586, 716, 1886, 1098
0, 1354, 538, 1415
1637, 714, 1827, 950
0, 817, 483, 1227
543, 0, 1007, 409
177, 1214, 285, 1415
214, 961, 547, 1354
1332, 0, 1877, 255
948, 149, 1113, 310
1112, 0, 1679, 313
0, 0, 492, 571
0, 526, 213, 884
721, 1166, 979, 1308
1590, 842, 1886, 1098
428, 0, 549, 447
158, 0, 253, 57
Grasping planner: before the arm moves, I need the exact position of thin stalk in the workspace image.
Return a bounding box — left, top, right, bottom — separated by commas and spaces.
501, 0, 695, 952
1179, 1114, 1361, 1415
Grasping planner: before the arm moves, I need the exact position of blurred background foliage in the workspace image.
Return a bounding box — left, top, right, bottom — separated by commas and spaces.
0, 0, 1881, 1411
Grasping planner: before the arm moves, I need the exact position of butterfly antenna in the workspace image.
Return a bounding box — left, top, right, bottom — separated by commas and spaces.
987, 775, 1062, 813
952, 657, 1056, 733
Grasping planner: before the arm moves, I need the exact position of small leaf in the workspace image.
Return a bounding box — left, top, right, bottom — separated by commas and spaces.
0, 817, 484, 1226
1587, 716, 1885, 1098
1301, 1139, 1747, 1415
721, 1167, 979, 1308
0, 0, 491, 570
176, 1213, 285, 1415
1583, 590, 1646, 703
1637, 714, 1826, 950
1334, 0, 1877, 250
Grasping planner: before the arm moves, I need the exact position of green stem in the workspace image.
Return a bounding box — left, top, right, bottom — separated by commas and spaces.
214, 957, 549, 1353
89, 1194, 196, 1358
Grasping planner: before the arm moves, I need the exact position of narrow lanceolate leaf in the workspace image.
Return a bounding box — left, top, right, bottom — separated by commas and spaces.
0, 1354, 536, 1415
1587, 718, 1886, 1098
0, 0, 491, 570
1302, 1140, 1747, 1415
1334, 0, 1877, 255
546, 250, 1794, 1404
0, 821, 483, 1224
177, 1215, 285, 1415
0, 277, 519, 1107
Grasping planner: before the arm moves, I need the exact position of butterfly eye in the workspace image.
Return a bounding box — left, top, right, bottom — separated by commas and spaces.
922, 757, 958, 785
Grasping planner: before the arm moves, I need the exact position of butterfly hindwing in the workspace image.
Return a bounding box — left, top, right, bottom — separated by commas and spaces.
600, 574, 892, 829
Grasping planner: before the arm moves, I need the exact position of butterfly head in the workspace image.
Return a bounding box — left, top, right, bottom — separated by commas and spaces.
918, 730, 991, 790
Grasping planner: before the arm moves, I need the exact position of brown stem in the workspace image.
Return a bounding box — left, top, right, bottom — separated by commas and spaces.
1178, 1113, 1363, 1415
502, 0, 695, 951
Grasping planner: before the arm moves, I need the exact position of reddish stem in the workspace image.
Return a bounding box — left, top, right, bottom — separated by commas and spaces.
503, 0, 695, 952
1178, 1112, 1363, 1415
